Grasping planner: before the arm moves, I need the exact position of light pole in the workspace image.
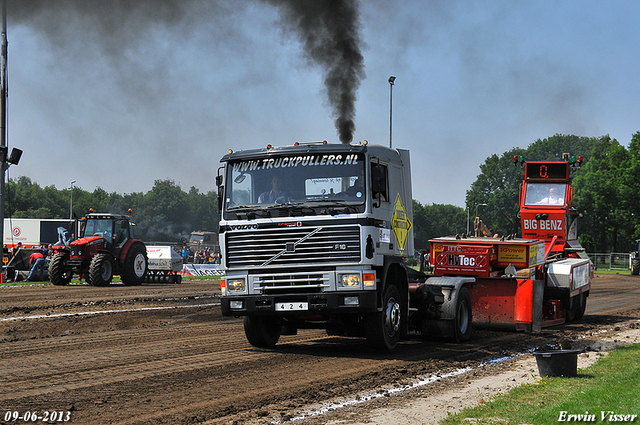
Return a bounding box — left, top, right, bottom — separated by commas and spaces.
388, 76, 395, 148
466, 207, 470, 235
475, 203, 487, 219
69, 180, 76, 220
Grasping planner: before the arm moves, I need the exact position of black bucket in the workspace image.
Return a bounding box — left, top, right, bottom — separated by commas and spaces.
534, 349, 581, 377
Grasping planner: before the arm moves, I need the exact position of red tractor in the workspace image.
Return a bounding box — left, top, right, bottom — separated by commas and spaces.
49, 212, 148, 286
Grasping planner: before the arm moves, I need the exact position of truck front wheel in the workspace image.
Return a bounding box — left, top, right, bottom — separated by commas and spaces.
366, 284, 402, 350
244, 316, 282, 348
49, 252, 72, 286
89, 253, 113, 286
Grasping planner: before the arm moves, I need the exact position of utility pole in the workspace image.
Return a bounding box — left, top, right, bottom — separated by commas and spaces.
388, 76, 395, 148
0, 1, 23, 277
1, 0, 8, 262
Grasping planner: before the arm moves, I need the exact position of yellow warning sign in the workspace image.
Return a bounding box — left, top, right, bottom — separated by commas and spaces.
392, 193, 412, 253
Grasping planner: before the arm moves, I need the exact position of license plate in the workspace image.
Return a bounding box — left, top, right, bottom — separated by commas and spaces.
276, 302, 309, 311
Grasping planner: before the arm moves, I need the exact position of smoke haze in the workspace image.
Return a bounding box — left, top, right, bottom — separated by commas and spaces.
8, 0, 365, 144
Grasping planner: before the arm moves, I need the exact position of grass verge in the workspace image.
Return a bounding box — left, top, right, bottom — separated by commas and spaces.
441, 344, 640, 425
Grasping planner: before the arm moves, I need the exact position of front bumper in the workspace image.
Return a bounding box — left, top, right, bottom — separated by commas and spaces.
221, 291, 378, 316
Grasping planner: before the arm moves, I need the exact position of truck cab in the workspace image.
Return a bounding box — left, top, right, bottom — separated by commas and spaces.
218, 141, 413, 349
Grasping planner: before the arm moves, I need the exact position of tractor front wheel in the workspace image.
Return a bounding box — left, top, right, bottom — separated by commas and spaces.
49, 252, 72, 286
89, 253, 113, 286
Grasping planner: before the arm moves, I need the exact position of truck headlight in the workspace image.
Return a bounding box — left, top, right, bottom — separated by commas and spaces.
338, 274, 361, 288
227, 278, 246, 292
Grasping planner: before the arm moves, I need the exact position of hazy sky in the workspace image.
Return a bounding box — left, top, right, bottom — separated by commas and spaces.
5, 0, 640, 207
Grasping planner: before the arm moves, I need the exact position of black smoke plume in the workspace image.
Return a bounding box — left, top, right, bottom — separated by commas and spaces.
7, 0, 365, 143
263, 0, 365, 143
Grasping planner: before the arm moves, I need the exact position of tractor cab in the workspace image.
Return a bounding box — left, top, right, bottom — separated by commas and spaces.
517, 155, 583, 256
79, 214, 132, 250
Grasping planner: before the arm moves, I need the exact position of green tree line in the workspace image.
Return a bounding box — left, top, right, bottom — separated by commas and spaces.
5, 177, 220, 243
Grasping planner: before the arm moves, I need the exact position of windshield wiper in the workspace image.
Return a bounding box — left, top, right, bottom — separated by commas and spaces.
263, 202, 307, 210
226, 205, 256, 211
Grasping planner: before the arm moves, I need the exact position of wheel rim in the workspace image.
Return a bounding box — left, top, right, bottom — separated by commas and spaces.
458, 300, 469, 335
133, 252, 146, 278
101, 260, 112, 281
384, 297, 401, 336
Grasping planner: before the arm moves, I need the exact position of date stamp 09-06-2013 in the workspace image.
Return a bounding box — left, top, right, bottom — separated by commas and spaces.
3, 411, 72, 423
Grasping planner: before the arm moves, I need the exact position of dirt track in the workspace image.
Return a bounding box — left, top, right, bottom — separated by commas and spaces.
1, 273, 639, 425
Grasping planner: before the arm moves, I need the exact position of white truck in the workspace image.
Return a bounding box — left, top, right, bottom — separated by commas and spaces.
218, 141, 416, 350
3, 218, 74, 249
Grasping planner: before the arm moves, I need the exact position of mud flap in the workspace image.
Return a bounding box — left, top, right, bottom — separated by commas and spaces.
532, 279, 544, 333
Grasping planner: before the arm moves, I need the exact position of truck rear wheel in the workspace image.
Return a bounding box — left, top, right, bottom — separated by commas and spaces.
89, 253, 113, 286
49, 252, 72, 286
575, 293, 587, 320
244, 316, 282, 348
566, 292, 587, 321
453, 287, 473, 342
121, 244, 147, 286
366, 284, 402, 350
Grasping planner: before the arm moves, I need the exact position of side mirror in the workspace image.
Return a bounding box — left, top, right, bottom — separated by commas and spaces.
217, 186, 224, 211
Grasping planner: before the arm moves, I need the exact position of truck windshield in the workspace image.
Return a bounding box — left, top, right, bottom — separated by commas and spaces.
524, 183, 566, 206
225, 153, 365, 210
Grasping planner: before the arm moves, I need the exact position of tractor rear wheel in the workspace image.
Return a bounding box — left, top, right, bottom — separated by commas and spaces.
89, 253, 113, 286
632, 258, 640, 276
121, 244, 147, 286
49, 252, 72, 286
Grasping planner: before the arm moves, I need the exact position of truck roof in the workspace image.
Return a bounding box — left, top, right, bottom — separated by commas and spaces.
220, 141, 402, 162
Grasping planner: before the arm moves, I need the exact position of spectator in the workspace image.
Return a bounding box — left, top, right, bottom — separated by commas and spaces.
181, 247, 189, 264
27, 249, 46, 281
10, 242, 22, 258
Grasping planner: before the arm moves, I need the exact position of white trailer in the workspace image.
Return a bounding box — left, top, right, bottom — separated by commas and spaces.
144, 245, 183, 284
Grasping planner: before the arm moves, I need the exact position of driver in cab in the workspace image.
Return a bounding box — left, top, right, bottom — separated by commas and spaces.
258, 176, 289, 203
538, 187, 563, 205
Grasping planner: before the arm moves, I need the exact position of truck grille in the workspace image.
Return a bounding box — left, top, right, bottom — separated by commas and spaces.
255, 272, 329, 294
225, 225, 361, 268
